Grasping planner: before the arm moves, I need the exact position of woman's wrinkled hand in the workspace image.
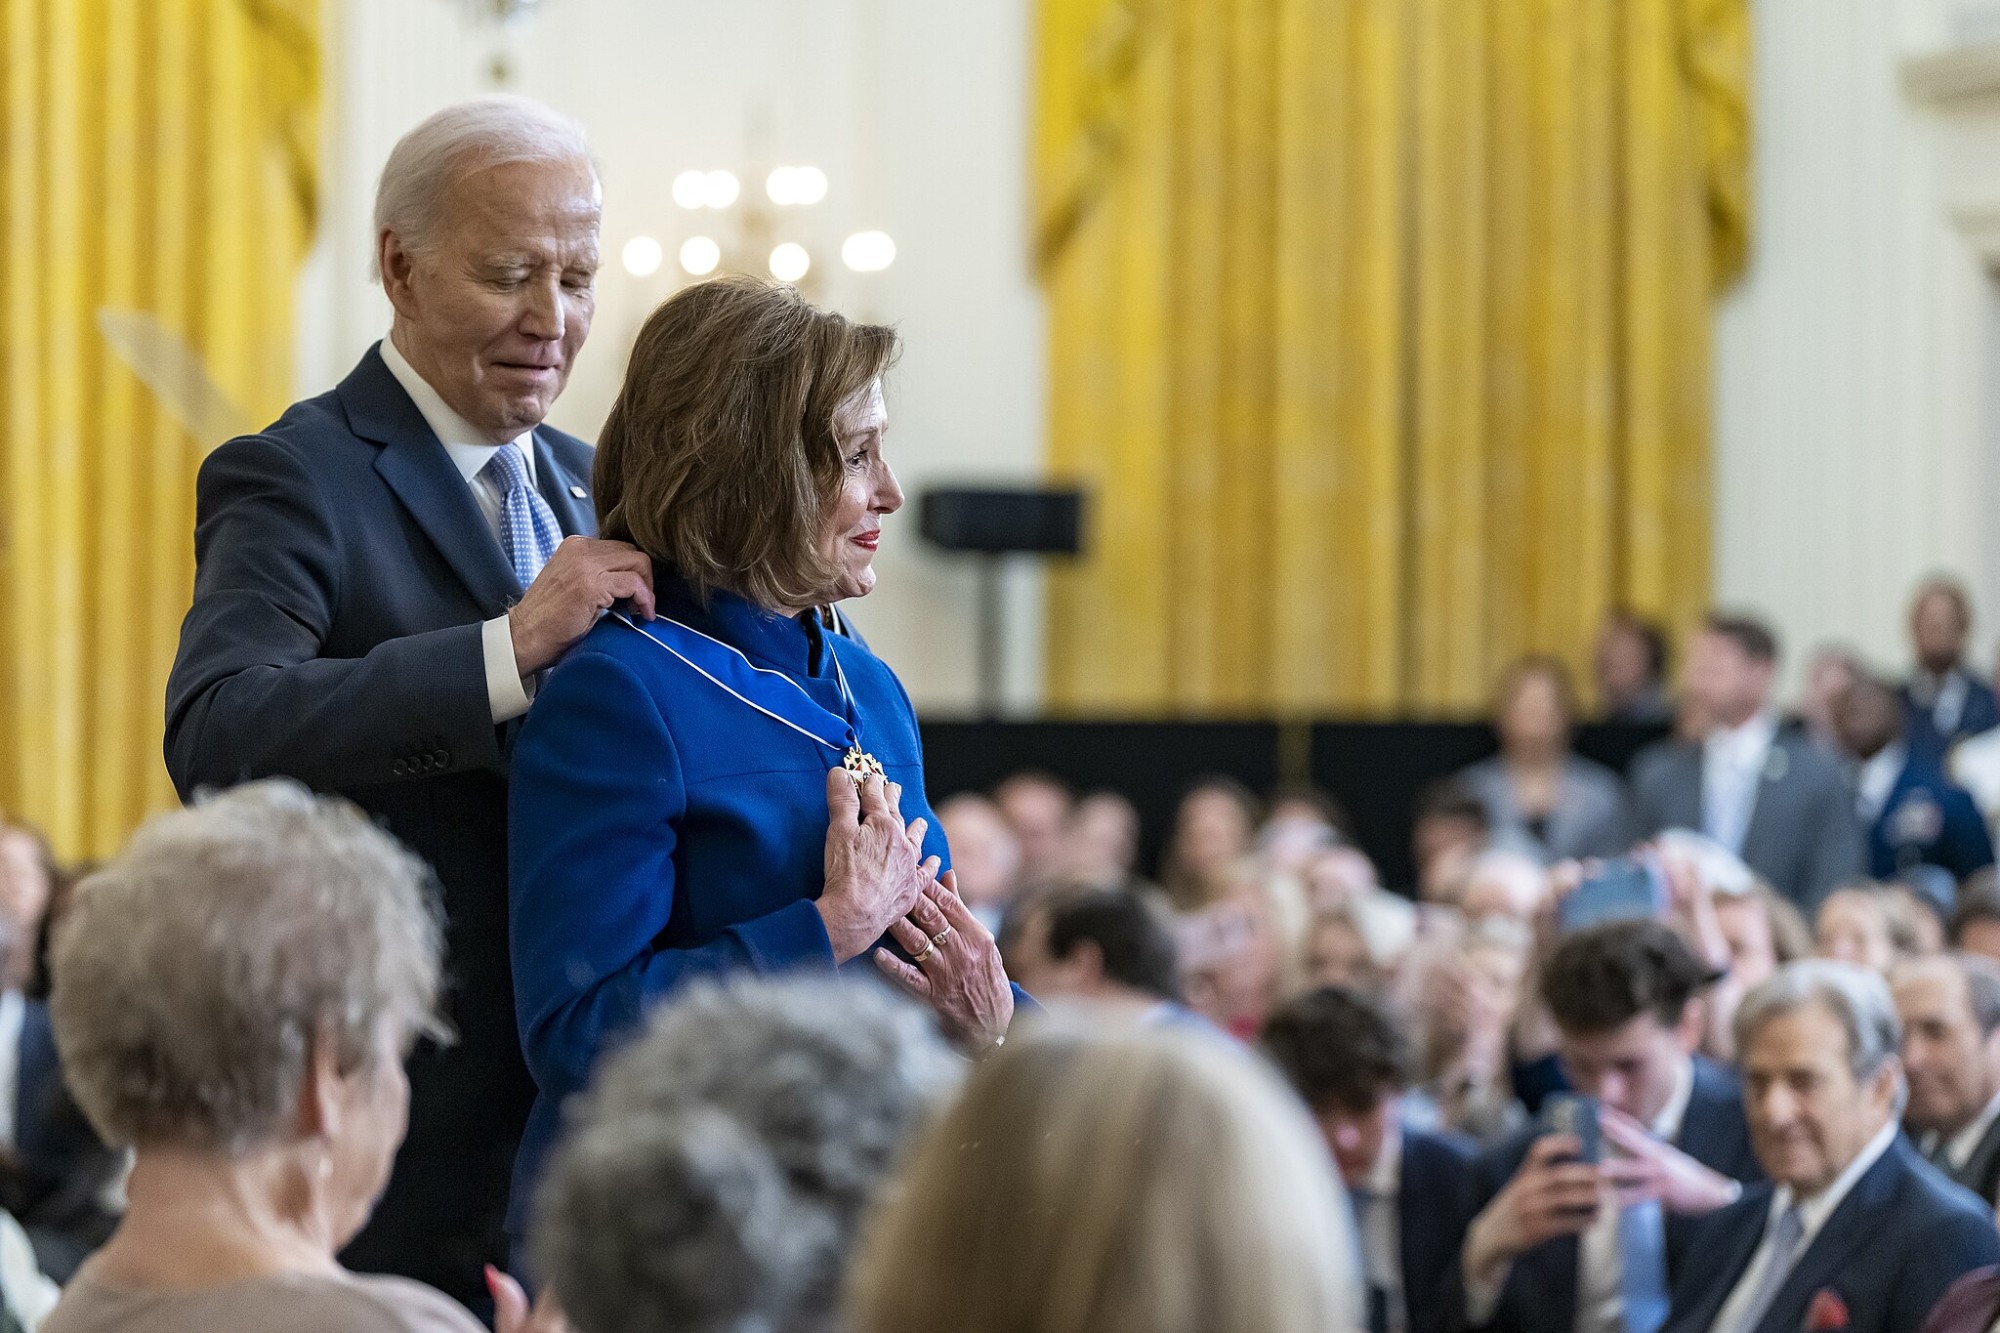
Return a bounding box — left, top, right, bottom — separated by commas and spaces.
873, 869, 1014, 1051
818, 770, 937, 964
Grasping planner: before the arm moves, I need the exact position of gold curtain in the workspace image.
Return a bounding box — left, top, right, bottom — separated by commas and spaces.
0, 0, 319, 858
1036, 0, 1749, 715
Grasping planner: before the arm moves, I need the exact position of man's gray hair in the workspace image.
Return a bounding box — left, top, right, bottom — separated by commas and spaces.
1734, 959, 1902, 1080
372, 94, 597, 274
1896, 952, 2000, 1036
532, 976, 959, 1333
50, 780, 444, 1153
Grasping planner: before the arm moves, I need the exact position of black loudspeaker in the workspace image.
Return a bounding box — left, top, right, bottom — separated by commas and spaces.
918, 487, 1085, 556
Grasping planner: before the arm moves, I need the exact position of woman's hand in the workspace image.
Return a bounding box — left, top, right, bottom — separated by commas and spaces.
487, 1266, 571, 1333
874, 870, 1014, 1051
818, 771, 937, 964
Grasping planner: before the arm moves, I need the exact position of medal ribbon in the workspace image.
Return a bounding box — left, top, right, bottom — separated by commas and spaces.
610, 611, 868, 760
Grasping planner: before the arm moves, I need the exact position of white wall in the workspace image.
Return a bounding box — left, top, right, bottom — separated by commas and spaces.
299, 0, 1046, 713
1713, 0, 2000, 696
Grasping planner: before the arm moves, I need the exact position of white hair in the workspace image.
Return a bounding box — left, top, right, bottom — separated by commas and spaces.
372, 95, 598, 277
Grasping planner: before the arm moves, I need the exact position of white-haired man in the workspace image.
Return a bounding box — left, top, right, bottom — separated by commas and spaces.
161, 97, 900, 1306
1661, 961, 2000, 1333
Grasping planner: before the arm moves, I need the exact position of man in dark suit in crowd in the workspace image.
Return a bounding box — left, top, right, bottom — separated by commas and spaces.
1893, 953, 2000, 1206
1663, 961, 1999, 1333
1263, 986, 1481, 1333
1456, 921, 1759, 1333
1631, 614, 1864, 910
1837, 672, 1995, 882
1004, 886, 1210, 1030
161, 98, 658, 1306
1903, 578, 2000, 760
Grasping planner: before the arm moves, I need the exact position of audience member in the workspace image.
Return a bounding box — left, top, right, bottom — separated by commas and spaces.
1403, 919, 1530, 1146
1457, 921, 1757, 1333
934, 794, 1023, 933
1161, 776, 1261, 909
1060, 790, 1142, 889
848, 1025, 1354, 1333
993, 771, 1075, 890
1003, 888, 1197, 1027
1903, 578, 2000, 759
1661, 961, 2000, 1333
532, 977, 955, 1333
1257, 787, 1350, 875
1595, 611, 1675, 726
1631, 614, 1864, 909
1893, 954, 2000, 1206
42, 781, 508, 1333
1459, 850, 1551, 927
1836, 672, 1995, 882
1816, 887, 1900, 976
1303, 909, 1380, 993
1177, 864, 1302, 1040
1264, 986, 1481, 1333
1413, 780, 1493, 905
1800, 647, 1865, 756
1460, 657, 1634, 863
1304, 844, 1382, 910
1953, 871, 2000, 961
1702, 879, 1812, 1060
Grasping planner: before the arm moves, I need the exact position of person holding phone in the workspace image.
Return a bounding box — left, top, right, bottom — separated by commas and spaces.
1454, 922, 1761, 1333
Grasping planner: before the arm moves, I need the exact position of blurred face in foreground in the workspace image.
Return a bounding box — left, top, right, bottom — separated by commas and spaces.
1740, 1001, 1897, 1197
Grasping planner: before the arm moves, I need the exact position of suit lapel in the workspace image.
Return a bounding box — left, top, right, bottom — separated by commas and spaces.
1675, 1194, 1770, 1333
1739, 736, 1794, 870
532, 431, 596, 537
340, 347, 523, 616
1754, 1140, 1905, 1333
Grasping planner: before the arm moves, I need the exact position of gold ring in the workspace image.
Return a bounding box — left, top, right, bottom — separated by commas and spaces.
931, 928, 952, 947
912, 940, 937, 964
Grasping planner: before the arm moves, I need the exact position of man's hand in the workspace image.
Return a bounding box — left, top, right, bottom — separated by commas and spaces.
818, 770, 936, 964
1463, 1135, 1603, 1282
508, 536, 657, 675
1601, 1107, 1740, 1215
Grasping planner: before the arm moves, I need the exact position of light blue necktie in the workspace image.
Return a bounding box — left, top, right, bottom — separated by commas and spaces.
1727, 1205, 1805, 1333
1618, 1198, 1670, 1333
481, 445, 562, 589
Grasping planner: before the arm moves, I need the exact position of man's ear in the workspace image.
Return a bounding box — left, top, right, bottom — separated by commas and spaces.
295, 1018, 346, 1144
1870, 1056, 1904, 1119
378, 230, 419, 319
1674, 998, 1707, 1055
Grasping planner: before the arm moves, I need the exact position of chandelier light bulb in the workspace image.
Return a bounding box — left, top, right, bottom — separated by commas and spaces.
769, 242, 811, 283
679, 235, 722, 276
621, 235, 663, 277
766, 167, 798, 205
671, 170, 707, 210
840, 231, 897, 273
702, 169, 740, 209
793, 166, 828, 205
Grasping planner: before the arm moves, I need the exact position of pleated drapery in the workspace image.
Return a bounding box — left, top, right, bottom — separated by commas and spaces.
1034, 0, 1750, 715
0, 0, 319, 858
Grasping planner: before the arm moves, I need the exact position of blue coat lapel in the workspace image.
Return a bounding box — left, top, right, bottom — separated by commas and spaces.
1752, 1138, 1908, 1333
340, 345, 522, 616
532, 431, 594, 537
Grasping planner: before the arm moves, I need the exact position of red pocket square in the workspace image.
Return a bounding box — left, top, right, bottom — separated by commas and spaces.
1804, 1288, 1850, 1332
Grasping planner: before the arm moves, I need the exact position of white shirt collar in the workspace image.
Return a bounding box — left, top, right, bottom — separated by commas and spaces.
1771, 1116, 1899, 1243
1707, 709, 1779, 766
1857, 741, 1907, 822
1365, 1114, 1403, 1196
1653, 1054, 1696, 1142
378, 332, 536, 487
1945, 1089, 2000, 1171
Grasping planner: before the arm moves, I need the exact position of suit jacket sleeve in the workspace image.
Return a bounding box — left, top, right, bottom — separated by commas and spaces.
508, 649, 836, 1097
163, 434, 501, 795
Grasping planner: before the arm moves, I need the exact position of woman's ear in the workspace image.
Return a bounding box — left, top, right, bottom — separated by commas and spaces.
295, 1017, 347, 1144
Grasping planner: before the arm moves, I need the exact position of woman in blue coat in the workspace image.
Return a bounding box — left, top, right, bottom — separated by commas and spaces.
505, 276, 1016, 1237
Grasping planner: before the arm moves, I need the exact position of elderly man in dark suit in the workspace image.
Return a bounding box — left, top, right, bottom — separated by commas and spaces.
1454, 922, 1759, 1333
161, 97, 657, 1306
1893, 953, 2000, 1206
1262, 986, 1481, 1333
1631, 615, 1864, 910
1663, 961, 1999, 1333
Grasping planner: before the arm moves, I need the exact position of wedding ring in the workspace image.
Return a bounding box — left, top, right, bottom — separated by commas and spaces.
912, 939, 937, 964
931, 928, 952, 947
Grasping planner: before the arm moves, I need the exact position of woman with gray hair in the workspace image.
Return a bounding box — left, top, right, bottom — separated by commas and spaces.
848, 1024, 1355, 1333
532, 976, 956, 1333
40, 781, 552, 1333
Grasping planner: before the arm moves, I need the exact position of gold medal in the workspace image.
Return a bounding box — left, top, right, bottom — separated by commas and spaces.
842, 746, 886, 785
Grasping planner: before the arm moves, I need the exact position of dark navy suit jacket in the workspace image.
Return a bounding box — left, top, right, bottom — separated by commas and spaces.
1402, 1128, 1483, 1333
162, 345, 597, 1304
1903, 671, 2000, 760
1663, 1135, 2000, 1333
1867, 756, 1995, 882
507, 575, 1022, 1233
1456, 1057, 1761, 1333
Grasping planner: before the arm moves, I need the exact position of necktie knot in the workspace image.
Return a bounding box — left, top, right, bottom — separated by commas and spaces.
481, 445, 533, 495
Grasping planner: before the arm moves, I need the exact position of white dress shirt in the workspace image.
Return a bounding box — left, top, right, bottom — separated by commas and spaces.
1855, 741, 1906, 825
1708, 1118, 1899, 1333
378, 334, 539, 725
1357, 1118, 1406, 1333
1925, 1088, 2000, 1177
1573, 1057, 1695, 1333
1913, 669, 1972, 739
1704, 711, 1779, 855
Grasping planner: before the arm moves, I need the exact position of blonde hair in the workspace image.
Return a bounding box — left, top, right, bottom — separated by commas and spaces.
847, 1024, 1355, 1333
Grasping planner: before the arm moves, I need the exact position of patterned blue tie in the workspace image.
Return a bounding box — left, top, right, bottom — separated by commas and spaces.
481, 445, 562, 589
1618, 1197, 1671, 1333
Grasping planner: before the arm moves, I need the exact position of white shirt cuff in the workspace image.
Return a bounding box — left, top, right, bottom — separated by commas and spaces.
482, 615, 534, 724
1463, 1261, 1508, 1326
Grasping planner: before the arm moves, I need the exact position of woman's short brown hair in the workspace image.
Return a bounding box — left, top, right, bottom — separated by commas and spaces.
595, 275, 899, 609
